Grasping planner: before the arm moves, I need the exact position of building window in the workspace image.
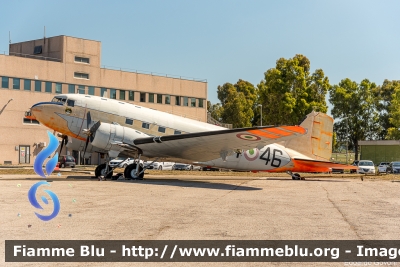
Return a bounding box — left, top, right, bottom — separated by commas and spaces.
88, 86, 95, 95
24, 79, 31, 91
120, 90, 125, 100
198, 99, 204, 108
13, 78, 20, 90
142, 122, 150, 129
55, 83, 62, 94
101, 88, 107, 97
33, 46, 42, 54
74, 56, 90, 64
191, 98, 196, 107
68, 84, 75, 93
183, 97, 188, 106
1, 77, 9, 88
35, 80, 41, 92
157, 94, 162, 104
158, 126, 166, 133
148, 93, 154, 103
175, 96, 181, 106
110, 89, 116, 99
74, 72, 89, 79
45, 82, 52, 93
77, 85, 85, 94
140, 92, 146, 102
174, 130, 181, 135
128, 91, 134, 101
125, 118, 133, 125
165, 95, 170, 104
23, 118, 40, 124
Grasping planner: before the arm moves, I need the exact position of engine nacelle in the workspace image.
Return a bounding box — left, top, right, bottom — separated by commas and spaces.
91, 123, 148, 151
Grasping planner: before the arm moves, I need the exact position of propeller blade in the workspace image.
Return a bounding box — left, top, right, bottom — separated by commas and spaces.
81, 137, 90, 165
87, 111, 92, 129
90, 121, 101, 133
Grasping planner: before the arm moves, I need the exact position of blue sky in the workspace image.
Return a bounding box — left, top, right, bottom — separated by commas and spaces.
1, 0, 400, 110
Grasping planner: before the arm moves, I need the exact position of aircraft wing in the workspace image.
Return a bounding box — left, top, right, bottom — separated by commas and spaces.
125, 125, 306, 162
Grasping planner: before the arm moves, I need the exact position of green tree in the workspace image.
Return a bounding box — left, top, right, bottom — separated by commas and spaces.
217, 80, 257, 128
329, 78, 379, 160
258, 54, 329, 126
372, 80, 400, 139
207, 100, 223, 122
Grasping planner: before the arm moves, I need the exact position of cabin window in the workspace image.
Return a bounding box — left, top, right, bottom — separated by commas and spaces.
142, 122, 150, 129
158, 126, 166, 133
125, 118, 133, 125
174, 130, 181, 135
67, 100, 75, 107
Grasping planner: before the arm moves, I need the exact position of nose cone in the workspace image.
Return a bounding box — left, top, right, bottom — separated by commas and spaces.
30, 101, 64, 123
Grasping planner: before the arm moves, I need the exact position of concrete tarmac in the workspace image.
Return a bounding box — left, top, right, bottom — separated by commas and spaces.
1, 173, 399, 267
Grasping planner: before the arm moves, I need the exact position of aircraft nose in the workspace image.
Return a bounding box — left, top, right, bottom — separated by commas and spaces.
30, 101, 63, 122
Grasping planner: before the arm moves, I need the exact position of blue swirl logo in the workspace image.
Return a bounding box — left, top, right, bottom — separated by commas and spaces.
28, 181, 60, 221
30, 131, 60, 221
34, 131, 59, 178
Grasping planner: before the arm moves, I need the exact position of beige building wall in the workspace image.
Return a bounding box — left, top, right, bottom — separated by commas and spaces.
0, 35, 208, 165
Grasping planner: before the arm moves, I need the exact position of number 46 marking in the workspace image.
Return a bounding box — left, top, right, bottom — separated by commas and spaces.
260, 147, 283, 167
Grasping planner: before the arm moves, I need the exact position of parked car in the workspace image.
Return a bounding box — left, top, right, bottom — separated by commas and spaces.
58, 155, 76, 168
378, 162, 390, 173
109, 157, 135, 168
386, 161, 400, 174
350, 160, 359, 174
172, 163, 201, 171
150, 162, 175, 170
356, 160, 376, 174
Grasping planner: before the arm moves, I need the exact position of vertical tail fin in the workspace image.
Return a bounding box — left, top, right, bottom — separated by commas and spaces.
284, 111, 333, 161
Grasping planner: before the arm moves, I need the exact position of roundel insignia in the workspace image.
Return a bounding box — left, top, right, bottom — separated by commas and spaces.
236, 133, 261, 141
244, 148, 259, 161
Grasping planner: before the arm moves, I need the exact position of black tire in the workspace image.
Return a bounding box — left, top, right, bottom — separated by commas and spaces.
124, 163, 144, 180
158, 166, 162, 170
292, 173, 301, 180
95, 163, 113, 178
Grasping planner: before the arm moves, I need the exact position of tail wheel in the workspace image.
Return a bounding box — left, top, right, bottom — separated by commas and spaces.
124, 163, 144, 180
95, 163, 113, 178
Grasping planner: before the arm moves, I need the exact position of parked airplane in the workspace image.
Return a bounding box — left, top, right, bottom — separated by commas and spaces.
25, 94, 355, 180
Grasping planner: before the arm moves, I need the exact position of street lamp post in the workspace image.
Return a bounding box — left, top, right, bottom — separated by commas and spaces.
258, 104, 262, 126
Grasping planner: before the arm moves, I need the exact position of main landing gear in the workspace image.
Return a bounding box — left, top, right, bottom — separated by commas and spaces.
286, 171, 305, 180
94, 154, 158, 181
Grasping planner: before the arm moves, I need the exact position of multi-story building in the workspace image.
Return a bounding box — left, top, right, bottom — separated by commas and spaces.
0, 35, 207, 165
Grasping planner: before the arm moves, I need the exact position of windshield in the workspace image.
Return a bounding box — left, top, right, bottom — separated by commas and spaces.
51, 97, 66, 104
359, 161, 373, 166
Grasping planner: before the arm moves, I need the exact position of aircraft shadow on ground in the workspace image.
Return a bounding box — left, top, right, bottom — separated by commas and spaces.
266, 178, 350, 182
0, 176, 262, 191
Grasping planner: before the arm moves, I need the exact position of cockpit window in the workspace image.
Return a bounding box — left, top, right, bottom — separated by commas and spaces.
51, 97, 66, 103
67, 100, 75, 107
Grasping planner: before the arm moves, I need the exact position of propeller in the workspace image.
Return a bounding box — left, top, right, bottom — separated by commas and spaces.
81, 111, 101, 164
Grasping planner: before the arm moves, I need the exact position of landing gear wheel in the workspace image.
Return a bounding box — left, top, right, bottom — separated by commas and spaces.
95, 163, 113, 179
292, 173, 301, 180
124, 163, 144, 180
